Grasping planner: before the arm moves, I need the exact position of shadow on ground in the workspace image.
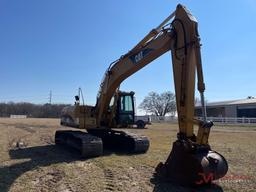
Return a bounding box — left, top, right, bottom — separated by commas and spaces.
0, 144, 142, 192
0, 144, 224, 192
0, 145, 87, 192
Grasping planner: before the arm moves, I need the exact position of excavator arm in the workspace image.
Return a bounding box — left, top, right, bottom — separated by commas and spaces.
96, 27, 173, 127
96, 4, 208, 144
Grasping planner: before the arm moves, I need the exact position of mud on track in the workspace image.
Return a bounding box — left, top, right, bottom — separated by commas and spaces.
0, 118, 255, 192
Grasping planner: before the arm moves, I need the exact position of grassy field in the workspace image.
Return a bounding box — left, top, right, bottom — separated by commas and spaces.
0, 118, 255, 192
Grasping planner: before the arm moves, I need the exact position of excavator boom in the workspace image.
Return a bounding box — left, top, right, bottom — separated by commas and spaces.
96, 5, 206, 141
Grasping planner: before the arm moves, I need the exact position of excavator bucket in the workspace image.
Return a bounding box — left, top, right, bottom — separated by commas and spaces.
155, 139, 228, 186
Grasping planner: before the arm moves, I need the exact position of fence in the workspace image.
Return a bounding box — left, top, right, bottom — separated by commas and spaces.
10, 115, 27, 119
150, 115, 177, 123
150, 115, 256, 125
197, 117, 256, 125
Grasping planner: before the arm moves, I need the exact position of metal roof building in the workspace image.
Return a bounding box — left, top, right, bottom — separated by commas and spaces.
195, 98, 256, 118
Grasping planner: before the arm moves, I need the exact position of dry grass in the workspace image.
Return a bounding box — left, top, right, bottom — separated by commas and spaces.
0, 118, 255, 192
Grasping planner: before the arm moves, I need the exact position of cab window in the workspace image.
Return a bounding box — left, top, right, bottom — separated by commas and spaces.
120, 96, 133, 112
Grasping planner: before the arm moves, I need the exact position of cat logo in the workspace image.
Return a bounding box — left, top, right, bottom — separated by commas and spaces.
135, 51, 143, 63
129, 48, 153, 64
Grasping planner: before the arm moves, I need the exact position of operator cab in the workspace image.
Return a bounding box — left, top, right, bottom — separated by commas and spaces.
115, 91, 135, 126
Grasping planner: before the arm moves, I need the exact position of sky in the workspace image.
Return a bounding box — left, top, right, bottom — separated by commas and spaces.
0, 0, 256, 110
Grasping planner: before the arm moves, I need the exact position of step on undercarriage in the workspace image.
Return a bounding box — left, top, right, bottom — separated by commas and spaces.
55, 129, 150, 158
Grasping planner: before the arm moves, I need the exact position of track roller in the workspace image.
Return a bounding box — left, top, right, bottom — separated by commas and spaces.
55, 130, 103, 158
87, 129, 150, 153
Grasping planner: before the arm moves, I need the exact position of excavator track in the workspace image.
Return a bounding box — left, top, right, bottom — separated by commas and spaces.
87, 129, 150, 153
55, 130, 103, 158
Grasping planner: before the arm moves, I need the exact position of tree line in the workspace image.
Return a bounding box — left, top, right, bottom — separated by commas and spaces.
0, 102, 70, 118
0, 91, 179, 118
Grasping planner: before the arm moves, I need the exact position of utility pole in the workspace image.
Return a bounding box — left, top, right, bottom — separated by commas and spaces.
49, 90, 52, 104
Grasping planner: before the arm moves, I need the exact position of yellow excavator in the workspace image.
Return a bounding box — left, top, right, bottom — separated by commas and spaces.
56, 4, 228, 185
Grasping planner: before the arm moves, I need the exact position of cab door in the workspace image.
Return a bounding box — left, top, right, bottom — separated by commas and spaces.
116, 94, 135, 126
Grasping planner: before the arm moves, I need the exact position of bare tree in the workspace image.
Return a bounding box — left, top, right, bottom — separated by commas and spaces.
139, 91, 176, 116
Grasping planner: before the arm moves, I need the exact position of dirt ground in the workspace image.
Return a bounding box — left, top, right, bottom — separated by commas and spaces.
0, 118, 255, 192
